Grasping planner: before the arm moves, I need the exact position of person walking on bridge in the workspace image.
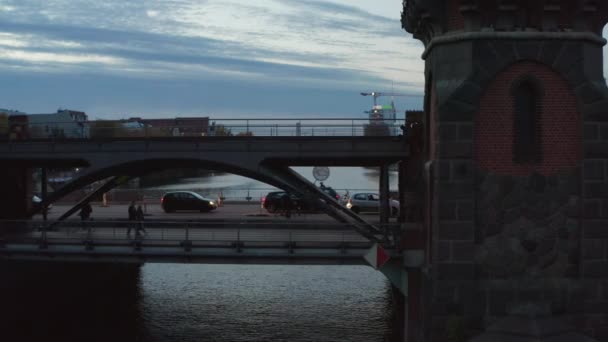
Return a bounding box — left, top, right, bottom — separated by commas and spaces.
127, 200, 136, 237
135, 204, 146, 237
79, 201, 92, 231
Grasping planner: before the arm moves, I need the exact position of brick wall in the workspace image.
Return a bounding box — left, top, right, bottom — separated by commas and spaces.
447, 0, 464, 31
476, 61, 581, 176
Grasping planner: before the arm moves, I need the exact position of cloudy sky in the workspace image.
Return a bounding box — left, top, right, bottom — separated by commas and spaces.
0, 0, 427, 120
1, 1, 607, 120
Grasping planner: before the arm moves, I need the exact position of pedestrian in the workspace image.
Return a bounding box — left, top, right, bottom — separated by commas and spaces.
280, 193, 292, 218
135, 204, 146, 237
127, 200, 136, 237
79, 201, 92, 231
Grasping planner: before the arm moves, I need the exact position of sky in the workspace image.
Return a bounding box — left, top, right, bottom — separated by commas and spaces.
0, 0, 426, 120
1, 1, 607, 121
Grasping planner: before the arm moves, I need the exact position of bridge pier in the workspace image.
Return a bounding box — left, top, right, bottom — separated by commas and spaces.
0, 167, 32, 220
379, 164, 390, 229
402, 1, 608, 340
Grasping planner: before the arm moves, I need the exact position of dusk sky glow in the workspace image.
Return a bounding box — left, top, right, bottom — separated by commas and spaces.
0, 0, 426, 120
1, 1, 607, 120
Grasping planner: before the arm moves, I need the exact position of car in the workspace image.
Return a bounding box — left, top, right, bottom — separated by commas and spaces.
161, 191, 217, 213
345, 192, 399, 216
32, 195, 52, 210
261, 186, 341, 214
319, 184, 340, 201
261, 191, 308, 213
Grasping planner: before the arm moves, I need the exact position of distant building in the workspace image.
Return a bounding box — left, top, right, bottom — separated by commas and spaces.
367, 102, 399, 136
26, 109, 89, 139
125, 117, 210, 137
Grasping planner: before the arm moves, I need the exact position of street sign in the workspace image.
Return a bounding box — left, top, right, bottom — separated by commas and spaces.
312, 166, 330, 181
364, 243, 391, 269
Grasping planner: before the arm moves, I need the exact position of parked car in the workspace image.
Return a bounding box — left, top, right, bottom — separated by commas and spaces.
261, 186, 341, 214
32, 195, 52, 210
345, 192, 399, 216
161, 191, 217, 213
261, 191, 305, 213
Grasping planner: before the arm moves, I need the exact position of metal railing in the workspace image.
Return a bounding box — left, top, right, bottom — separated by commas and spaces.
1, 117, 406, 140
0, 219, 398, 249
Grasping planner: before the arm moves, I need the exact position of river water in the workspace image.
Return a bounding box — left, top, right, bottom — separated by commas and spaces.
1, 262, 401, 342
1, 168, 402, 341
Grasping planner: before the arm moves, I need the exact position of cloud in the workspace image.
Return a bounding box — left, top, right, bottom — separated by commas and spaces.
0, 0, 425, 116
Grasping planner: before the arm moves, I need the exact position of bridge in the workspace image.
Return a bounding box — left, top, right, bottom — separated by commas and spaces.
0, 118, 412, 246
0, 218, 391, 265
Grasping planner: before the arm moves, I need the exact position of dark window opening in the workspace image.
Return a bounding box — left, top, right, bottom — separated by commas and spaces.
513, 79, 542, 164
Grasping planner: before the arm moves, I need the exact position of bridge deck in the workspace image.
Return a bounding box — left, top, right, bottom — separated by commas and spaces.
0, 223, 374, 265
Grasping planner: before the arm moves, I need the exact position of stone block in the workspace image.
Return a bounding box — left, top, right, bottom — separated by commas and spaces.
438, 199, 458, 220
452, 160, 474, 181
450, 81, 482, 106
583, 220, 608, 239
487, 289, 516, 316
582, 260, 608, 278
601, 125, 608, 141
457, 200, 474, 220
584, 123, 599, 141
538, 41, 563, 66
438, 221, 475, 240
438, 240, 451, 262
435, 159, 451, 180
458, 123, 473, 140
584, 200, 601, 219
552, 42, 582, 75
584, 182, 608, 198
438, 123, 458, 141
436, 181, 474, 199
583, 100, 608, 122
584, 301, 608, 315
582, 239, 606, 260
438, 100, 476, 122
436, 262, 475, 280
578, 82, 607, 106
451, 241, 475, 261
584, 160, 605, 181
515, 41, 541, 61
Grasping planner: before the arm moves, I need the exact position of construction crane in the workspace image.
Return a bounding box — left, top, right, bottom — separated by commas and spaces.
360, 92, 417, 106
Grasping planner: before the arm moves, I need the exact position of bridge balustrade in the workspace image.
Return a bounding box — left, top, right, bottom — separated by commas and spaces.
1, 118, 406, 141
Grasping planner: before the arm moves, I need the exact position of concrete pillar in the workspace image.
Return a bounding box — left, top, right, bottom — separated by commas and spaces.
0, 167, 32, 220
41, 168, 47, 221
379, 164, 390, 230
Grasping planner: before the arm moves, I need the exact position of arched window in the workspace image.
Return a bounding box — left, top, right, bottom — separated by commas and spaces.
512, 77, 543, 163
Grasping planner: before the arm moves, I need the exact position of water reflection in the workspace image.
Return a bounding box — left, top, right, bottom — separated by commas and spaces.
0, 262, 400, 342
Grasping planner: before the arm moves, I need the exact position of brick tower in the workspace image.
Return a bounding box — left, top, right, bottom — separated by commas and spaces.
402, 1, 608, 340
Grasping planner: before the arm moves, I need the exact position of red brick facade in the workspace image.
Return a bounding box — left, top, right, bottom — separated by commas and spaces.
447, 0, 464, 31
475, 61, 581, 176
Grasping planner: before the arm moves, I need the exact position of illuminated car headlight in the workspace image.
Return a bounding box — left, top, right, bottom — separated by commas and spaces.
209, 201, 215, 206
346, 203, 352, 209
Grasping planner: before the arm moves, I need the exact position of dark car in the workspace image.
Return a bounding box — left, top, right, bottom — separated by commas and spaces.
161, 191, 218, 213
260, 186, 340, 214
32, 195, 52, 211
261, 191, 303, 213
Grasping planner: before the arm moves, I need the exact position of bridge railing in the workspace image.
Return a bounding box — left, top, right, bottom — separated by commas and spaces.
1, 117, 406, 140
0, 219, 400, 249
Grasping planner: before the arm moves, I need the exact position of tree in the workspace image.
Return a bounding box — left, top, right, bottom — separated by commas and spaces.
90, 121, 128, 138
212, 124, 233, 136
